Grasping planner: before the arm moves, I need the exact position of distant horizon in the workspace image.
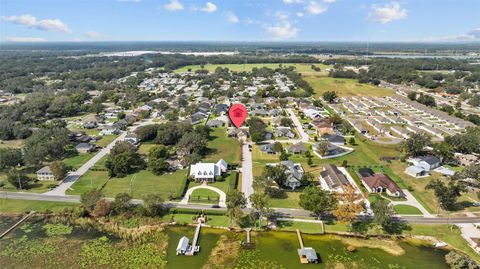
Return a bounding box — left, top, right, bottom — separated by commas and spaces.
1, 0, 479, 43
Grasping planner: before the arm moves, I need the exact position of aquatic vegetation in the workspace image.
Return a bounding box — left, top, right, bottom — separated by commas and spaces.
230, 249, 285, 269
43, 223, 73, 237
202, 234, 241, 269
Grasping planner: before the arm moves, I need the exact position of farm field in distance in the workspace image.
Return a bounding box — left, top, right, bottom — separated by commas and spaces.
175, 63, 330, 73
304, 74, 394, 97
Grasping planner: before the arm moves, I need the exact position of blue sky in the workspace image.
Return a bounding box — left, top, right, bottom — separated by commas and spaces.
0, 0, 479, 42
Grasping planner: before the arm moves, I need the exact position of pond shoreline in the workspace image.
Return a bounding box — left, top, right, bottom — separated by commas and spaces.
0, 212, 456, 269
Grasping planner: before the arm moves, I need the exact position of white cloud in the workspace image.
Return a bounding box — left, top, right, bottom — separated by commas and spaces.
306, 1, 328, 15
164, 0, 183, 11
83, 31, 104, 39
197, 2, 217, 13
323, 0, 336, 3
368, 2, 408, 24
117, 0, 141, 2
5, 36, 46, 42
265, 21, 298, 39
275, 11, 290, 20
296, 12, 304, 17
1, 14, 71, 33
226, 11, 239, 23
283, 0, 303, 4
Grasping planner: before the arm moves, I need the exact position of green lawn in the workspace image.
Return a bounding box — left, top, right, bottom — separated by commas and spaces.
189, 189, 220, 204
304, 75, 394, 98
0, 198, 78, 213
95, 135, 119, 147
277, 220, 324, 234
175, 63, 330, 73
270, 191, 302, 208
393, 204, 423, 215
137, 143, 157, 155
204, 128, 241, 165
0, 139, 23, 149
63, 153, 95, 169
68, 169, 188, 200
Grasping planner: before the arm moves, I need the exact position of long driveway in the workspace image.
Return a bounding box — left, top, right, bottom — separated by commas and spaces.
241, 143, 254, 208
286, 108, 309, 142
390, 189, 435, 218
44, 119, 153, 196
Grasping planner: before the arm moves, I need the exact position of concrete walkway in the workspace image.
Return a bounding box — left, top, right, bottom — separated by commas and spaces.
241, 143, 254, 208
180, 185, 227, 208
457, 223, 480, 253
390, 189, 434, 218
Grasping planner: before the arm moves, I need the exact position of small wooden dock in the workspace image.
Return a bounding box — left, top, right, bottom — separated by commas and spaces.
296, 229, 319, 264
185, 223, 201, 256
241, 228, 256, 249
0, 211, 35, 239
296, 229, 304, 249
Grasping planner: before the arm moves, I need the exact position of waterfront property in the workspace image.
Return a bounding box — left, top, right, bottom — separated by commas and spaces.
189, 159, 228, 182
319, 164, 352, 193
359, 168, 404, 197
36, 166, 54, 181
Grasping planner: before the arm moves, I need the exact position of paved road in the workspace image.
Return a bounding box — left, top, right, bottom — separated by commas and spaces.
241, 143, 254, 208
44, 119, 154, 196
286, 108, 309, 142
3, 191, 480, 224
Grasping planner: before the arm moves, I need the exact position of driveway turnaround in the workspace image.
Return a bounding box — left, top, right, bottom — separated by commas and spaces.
180, 185, 226, 208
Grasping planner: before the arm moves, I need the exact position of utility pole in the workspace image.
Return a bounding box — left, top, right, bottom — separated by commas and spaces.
17, 163, 22, 191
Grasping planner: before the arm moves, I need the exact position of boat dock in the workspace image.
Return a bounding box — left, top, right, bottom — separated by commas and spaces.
296, 229, 305, 248
185, 223, 201, 256
296, 229, 319, 264
241, 227, 256, 249
0, 211, 35, 239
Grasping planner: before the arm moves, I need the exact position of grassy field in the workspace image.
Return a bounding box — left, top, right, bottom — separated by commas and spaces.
67, 169, 188, 200
94, 135, 119, 147
204, 128, 241, 165
0, 198, 78, 213
63, 153, 95, 169
0, 139, 23, 149
277, 220, 324, 233
304, 75, 394, 97
137, 143, 157, 155
394, 204, 423, 215
175, 63, 330, 73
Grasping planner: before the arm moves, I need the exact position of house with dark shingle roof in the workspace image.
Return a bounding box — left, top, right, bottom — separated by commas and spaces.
319, 164, 351, 192
359, 168, 404, 197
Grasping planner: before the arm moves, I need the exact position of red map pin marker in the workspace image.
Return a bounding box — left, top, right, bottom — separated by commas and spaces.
228, 103, 248, 128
